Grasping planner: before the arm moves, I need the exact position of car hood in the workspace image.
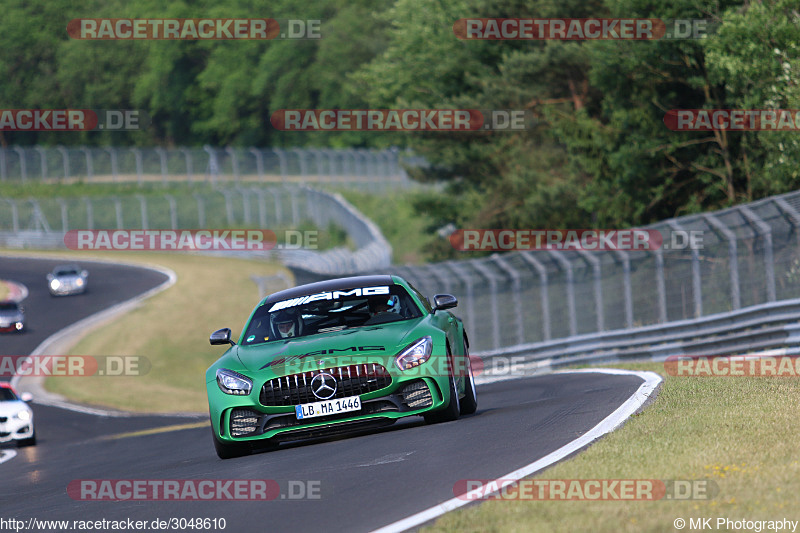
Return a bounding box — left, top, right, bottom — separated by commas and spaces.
0, 400, 31, 417
233, 319, 425, 375
0, 311, 23, 321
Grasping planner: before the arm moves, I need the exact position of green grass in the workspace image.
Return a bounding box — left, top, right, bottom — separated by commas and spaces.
0, 280, 9, 300
425, 361, 800, 532
3, 249, 291, 413
337, 188, 434, 264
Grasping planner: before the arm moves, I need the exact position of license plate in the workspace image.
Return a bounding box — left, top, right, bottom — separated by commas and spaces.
295, 395, 361, 420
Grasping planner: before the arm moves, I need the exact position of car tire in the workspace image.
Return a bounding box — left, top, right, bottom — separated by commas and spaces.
459, 341, 478, 416
424, 348, 461, 424
18, 432, 36, 447
212, 431, 252, 460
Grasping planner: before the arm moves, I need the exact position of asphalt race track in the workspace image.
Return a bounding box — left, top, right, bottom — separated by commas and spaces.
0, 256, 169, 359
0, 256, 649, 532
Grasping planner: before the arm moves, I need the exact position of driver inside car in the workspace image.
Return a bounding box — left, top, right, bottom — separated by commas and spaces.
270, 310, 303, 338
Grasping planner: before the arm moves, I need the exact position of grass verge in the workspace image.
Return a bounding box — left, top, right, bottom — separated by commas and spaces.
3, 249, 289, 413
0, 281, 9, 300
337, 188, 434, 265
425, 361, 800, 532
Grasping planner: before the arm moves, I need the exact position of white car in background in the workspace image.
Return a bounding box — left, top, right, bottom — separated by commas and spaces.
0, 382, 35, 447
47, 264, 89, 296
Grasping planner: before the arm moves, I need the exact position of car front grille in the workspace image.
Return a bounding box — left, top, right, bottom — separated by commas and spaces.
260, 363, 392, 407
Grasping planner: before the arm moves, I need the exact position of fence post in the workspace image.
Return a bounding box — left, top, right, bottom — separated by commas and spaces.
0, 148, 6, 181
272, 148, 288, 185
57, 199, 69, 232
612, 250, 634, 329
519, 252, 551, 341
740, 206, 776, 303
155, 147, 168, 186
654, 244, 668, 323
576, 250, 604, 332
13, 146, 27, 183
57, 146, 70, 182
470, 260, 501, 350
443, 261, 476, 343
226, 147, 240, 186
703, 213, 740, 310
106, 147, 119, 182
180, 148, 193, 184
203, 145, 218, 186
130, 148, 143, 186
193, 194, 206, 227
83, 197, 94, 230
165, 194, 178, 229
491, 254, 525, 346
548, 251, 577, 337
249, 148, 264, 181
34, 146, 47, 180
80, 147, 93, 182
114, 198, 124, 229
667, 220, 702, 318
136, 194, 149, 229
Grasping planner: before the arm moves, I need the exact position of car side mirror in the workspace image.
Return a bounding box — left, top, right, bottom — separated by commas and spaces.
432, 294, 458, 312
210, 328, 236, 346
20, 392, 33, 402
46, 274, 53, 281
81, 270, 89, 277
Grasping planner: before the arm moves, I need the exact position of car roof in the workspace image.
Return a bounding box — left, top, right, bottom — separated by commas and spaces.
54, 264, 81, 271
262, 275, 397, 305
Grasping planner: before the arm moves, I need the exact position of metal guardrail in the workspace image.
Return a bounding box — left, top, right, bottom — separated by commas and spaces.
385, 189, 800, 353
0, 185, 392, 276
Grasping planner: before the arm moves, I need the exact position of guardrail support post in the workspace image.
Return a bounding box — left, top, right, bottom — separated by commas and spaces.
155, 147, 168, 186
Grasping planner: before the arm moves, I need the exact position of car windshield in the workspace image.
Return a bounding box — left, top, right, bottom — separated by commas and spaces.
241, 284, 423, 345
0, 303, 19, 312
55, 267, 80, 276
0, 388, 18, 401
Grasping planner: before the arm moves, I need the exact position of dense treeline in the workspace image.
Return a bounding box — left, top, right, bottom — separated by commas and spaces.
1, 0, 798, 257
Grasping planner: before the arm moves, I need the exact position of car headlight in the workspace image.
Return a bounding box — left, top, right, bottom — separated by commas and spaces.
395, 336, 433, 371
216, 369, 252, 396
76, 278, 84, 287
50, 279, 60, 289
15, 409, 31, 421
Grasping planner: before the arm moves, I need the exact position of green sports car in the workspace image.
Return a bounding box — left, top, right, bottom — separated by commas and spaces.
206, 274, 477, 459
